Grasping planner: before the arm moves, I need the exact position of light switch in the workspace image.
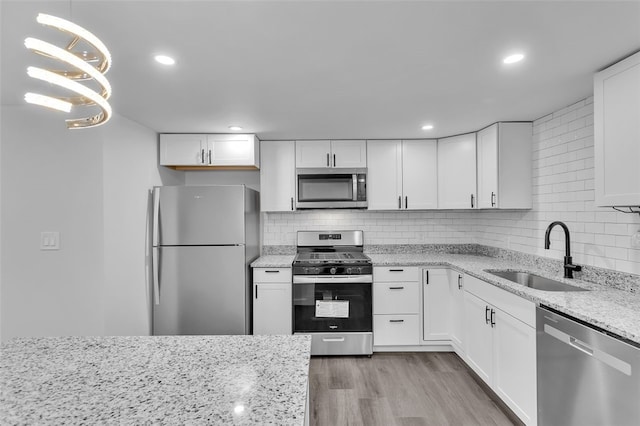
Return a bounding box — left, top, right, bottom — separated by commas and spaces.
40, 231, 60, 250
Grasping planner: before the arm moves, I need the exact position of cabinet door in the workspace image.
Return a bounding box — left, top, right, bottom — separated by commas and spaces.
253, 282, 292, 335
366, 140, 403, 210
160, 134, 207, 165
260, 141, 296, 212
493, 309, 537, 426
595, 51, 640, 206
437, 133, 477, 209
208, 134, 257, 167
449, 271, 465, 352
422, 269, 450, 341
330, 140, 367, 168
463, 290, 493, 385
296, 140, 331, 168
477, 124, 498, 209
402, 140, 438, 210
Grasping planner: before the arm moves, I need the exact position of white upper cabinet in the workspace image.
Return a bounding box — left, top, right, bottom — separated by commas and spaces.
160, 134, 259, 169
367, 140, 403, 210
402, 140, 438, 210
367, 140, 437, 210
477, 122, 532, 209
160, 134, 207, 166
595, 51, 640, 206
295, 140, 366, 168
260, 141, 296, 212
437, 133, 477, 209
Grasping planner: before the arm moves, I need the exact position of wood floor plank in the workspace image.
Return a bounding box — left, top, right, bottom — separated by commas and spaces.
309, 352, 521, 426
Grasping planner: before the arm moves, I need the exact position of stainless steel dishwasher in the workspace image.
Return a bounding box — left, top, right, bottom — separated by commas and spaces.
537, 306, 640, 426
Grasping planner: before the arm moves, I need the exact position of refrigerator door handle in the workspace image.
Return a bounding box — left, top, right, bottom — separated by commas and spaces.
152, 247, 160, 305
152, 187, 160, 247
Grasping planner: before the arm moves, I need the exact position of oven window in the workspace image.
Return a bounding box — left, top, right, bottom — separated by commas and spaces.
293, 282, 372, 332
298, 175, 353, 201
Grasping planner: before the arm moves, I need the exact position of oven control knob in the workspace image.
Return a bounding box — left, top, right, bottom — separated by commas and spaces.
330, 267, 337, 275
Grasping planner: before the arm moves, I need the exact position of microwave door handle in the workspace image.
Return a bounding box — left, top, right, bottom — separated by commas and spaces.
353, 174, 358, 201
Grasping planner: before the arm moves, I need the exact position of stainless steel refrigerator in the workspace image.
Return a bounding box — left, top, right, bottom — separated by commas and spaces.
151, 185, 259, 335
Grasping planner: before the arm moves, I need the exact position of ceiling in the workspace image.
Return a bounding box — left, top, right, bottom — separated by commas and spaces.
1, 0, 639, 140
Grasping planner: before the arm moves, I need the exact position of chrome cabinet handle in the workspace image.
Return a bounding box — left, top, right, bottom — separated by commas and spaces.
458, 274, 462, 289
491, 191, 496, 207
490, 309, 496, 327
485, 306, 491, 324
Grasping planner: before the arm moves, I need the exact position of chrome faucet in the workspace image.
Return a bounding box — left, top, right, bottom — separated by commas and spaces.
544, 221, 582, 278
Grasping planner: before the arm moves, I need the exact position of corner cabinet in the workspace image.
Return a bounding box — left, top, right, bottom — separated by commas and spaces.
252, 268, 292, 335
295, 140, 366, 168
160, 133, 260, 169
367, 140, 437, 210
437, 133, 477, 209
260, 141, 296, 212
594, 51, 640, 206
477, 122, 532, 209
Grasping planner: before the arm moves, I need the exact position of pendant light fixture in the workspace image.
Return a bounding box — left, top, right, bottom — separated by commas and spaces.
24, 13, 112, 129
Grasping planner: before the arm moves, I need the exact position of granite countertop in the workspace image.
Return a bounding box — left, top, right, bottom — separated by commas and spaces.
250, 251, 640, 345
251, 255, 295, 268
0, 335, 311, 425
368, 253, 640, 345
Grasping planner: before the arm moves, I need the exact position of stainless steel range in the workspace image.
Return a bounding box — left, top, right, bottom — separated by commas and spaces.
292, 230, 373, 356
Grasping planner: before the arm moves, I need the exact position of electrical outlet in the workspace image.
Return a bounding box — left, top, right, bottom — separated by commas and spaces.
40, 231, 60, 250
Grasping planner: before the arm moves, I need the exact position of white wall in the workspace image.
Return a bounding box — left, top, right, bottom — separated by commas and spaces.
263, 97, 640, 275
0, 105, 181, 341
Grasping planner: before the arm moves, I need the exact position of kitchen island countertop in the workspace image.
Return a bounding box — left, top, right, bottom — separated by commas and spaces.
0, 335, 311, 425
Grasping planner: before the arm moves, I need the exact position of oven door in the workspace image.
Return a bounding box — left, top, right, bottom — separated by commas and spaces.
293, 275, 372, 333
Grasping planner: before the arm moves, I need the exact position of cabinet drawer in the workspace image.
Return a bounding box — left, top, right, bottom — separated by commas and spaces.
253, 268, 292, 283
374, 266, 419, 282
373, 282, 419, 314
374, 314, 420, 346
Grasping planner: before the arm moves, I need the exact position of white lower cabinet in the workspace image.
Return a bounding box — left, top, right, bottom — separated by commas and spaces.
252, 268, 292, 335
422, 268, 450, 341
448, 270, 465, 354
463, 276, 537, 426
373, 266, 420, 347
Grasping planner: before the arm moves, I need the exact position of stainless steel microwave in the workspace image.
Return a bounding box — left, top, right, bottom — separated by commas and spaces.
296, 168, 367, 209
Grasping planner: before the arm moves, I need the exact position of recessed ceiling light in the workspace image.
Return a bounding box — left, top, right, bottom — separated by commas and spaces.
228, 126, 243, 131
421, 124, 434, 130
503, 53, 525, 64
154, 55, 175, 65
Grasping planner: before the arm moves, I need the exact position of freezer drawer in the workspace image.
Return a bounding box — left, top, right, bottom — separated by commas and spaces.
153, 245, 248, 335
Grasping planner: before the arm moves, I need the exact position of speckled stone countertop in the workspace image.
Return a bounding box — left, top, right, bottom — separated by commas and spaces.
0, 335, 311, 425
250, 250, 640, 345
369, 253, 640, 345
251, 255, 295, 268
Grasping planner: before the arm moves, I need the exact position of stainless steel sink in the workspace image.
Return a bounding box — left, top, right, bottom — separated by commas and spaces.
486, 270, 588, 292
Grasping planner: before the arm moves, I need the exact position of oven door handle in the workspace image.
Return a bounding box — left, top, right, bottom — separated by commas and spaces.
293, 275, 373, 284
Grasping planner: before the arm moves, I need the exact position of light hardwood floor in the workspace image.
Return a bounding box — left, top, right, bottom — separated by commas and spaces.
309, 352, 524, 426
